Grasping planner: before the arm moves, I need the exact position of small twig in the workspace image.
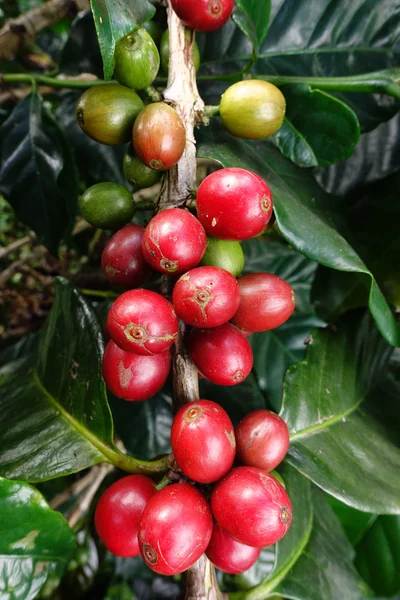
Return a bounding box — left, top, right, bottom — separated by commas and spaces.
67, 463, 114, 528
50, 467, 104, 509
0, 246, 46, 288
0, 233, 36, 260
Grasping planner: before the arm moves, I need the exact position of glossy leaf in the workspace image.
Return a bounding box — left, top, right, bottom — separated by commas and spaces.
58, 12, 103, 77
242, 239, 324, 411
197, 123, 400, 347
0, 477, 75, 600
0, 278, 133, 481
90, 0, 155, 79
281, 312, 400, 513
0, 90, 79, 254
274, 492, 364, 600
355, 516, 400, 597
329, 497, 376, 546
274, 86, 360, 167
233, 0, 271, 50
231, 465, 313, 594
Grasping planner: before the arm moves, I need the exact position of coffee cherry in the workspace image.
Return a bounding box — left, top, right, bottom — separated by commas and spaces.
76, 84, 144, 145
138, 483, 212, 575
232, 273, 295, 332
206, 523, 261, 574
270, 470, 286, 489
107, 289, 178, 355
235, 410, 290, 471
196, 168, 273, 241
172, 266, 240, 328
123, 144, 162, 189
188, 323, 253, 386
101, 225, 151, 289
171, 0, 234, 32
143, 19, 163, 46
142, 208, 207, 274
133, 103, 186, 171
114, 28, 160, 90
220, 80, 286, 139
171, 400, 235, 483
201, 238, 244, 277
160, 29, 200, 73
211, 466, 292, 547
94, 475, 156, 557
102, 340, 170, 401
79, 183, 135, 230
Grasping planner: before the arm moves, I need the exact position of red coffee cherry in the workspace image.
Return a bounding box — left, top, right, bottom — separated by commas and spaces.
171, 400, 235, 483
235, 410, 290, 471
188, 323, 253, 386
210, 466, 292, 547
232, 273, 295, 332
107, 289, 178, 355
171, 0, 234, 32
95, 475, 156, 557
142, 208, 207, 275
102, 340, 170, 401
206, 523, 261, 574
196, 168, 273, 241
139, 483, 213, 575
101, 225, 151, 289
172, 266, 240, 328
133, 103, 186, 171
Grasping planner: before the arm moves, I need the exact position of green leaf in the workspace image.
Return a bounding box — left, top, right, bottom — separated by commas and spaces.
0, 476, 75, 600
90, 0, 155, 80
233, 0, 271, 50
0, 91, 79, 254
231, 465, 313, 595
329, 497, 376, 546
282, 312, 400, 514
241, 239, 324, 411
197, 123, 400, 347
273, 492, 364, 600
274, 86, 360, 167
0, 278, 144, 481
355, 516, 400, 597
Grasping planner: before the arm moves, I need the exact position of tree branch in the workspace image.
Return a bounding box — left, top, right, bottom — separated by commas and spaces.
157, 3, 223, 599
0, 0, 89, 60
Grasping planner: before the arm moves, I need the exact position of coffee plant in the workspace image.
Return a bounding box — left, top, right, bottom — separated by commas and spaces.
0, 0, 400, 599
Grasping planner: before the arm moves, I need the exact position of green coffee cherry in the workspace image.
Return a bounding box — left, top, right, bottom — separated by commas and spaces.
124, 143, 162, 189
201, 238, 244, 277
114, 28, 160, 90
220, 80, 286, 139
143, 19, 163, 46
79, 183, 135, 230
76, 84, 144, 145
160, 29, 200, 74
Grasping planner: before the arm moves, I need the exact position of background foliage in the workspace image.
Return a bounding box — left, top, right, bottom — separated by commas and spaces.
0, 0, 400, 599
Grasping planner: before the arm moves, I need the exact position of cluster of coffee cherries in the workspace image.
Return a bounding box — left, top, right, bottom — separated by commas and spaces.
100, 166, 295, 401
95, 405, 291, 576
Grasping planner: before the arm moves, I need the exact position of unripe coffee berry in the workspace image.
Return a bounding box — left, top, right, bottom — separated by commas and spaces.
79, 183, 135, 230
220, 80, 286, 139
133, 103, 186, 171
107, 289, 178, 355
196, 168, 273, 241
206, 523, 261, 574
232, 273, 295, 332
171, 0, 234, 32
211, 466, 292, 547
114, 28, 160, 90
95, 475, 156, 557
172, 266, 240, 328
189, 323, 253, 386
76, 84, 144, 145
139, 483, 212, 575
123, 144, 162, 189
235, 410, 290, 471
101, 225, 151, 289
201, 238, 244, 277
142, 208, 207, 274
102, 340, 170, 401
171, 400, 235, 483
